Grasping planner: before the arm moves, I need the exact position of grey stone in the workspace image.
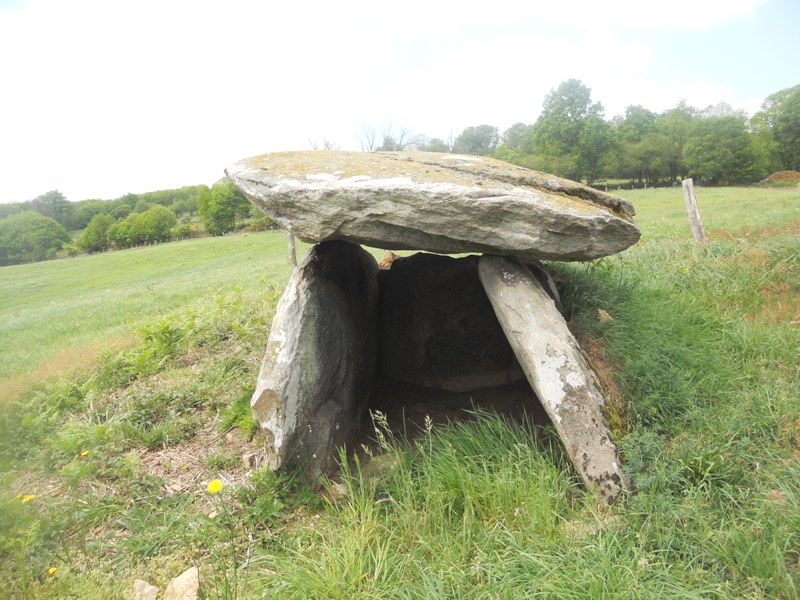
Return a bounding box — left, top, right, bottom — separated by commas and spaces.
130, 579, 158, 600
378, 252, 523, 392
226, 151, 640, 262
163, 566, 199, 600
251, 240, 379, 480
478, 255, 627, 504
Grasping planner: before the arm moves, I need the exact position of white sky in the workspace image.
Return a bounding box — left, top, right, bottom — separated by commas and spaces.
1, 0, 798, 202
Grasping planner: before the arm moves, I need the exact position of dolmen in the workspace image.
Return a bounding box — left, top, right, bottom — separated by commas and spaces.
226, 151, 640, 505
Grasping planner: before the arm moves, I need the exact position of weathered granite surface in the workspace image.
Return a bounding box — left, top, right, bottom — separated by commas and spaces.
250, 240, 379, 480
226, 151, 640, 262
479, 255, 627, 503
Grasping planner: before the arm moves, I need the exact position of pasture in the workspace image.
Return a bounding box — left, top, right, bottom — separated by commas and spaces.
0, 185, 798, 598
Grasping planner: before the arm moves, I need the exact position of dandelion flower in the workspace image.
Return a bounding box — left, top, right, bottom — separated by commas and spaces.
207, 479, 223, 494
21, 494, 35, 504
80, 449, 89, 457
47, 567, 57, 575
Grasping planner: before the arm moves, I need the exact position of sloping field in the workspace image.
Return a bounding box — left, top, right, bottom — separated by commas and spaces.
0, 232, 304, 387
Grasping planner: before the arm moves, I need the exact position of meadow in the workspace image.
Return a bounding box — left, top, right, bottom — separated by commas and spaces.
0, 185, 798, 598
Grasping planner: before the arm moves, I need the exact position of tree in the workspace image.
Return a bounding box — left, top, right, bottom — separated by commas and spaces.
534, 80, 602, 152
71, 200, 110, 230
501, 123, 534, 153
137, 205, 177, 244
375, 125, 425, 151
111, 203, 132, 219
198, 179, 251, 236
106, 205, 177, 248
453, 124, 499, 156
106, 219, 131, 249
749, 110, 783, 175
29, 190, 72, 228
418, 137, 451, 152
356, 124, 378, 152
757, 84, 800, 171
683, 116, 768, 184
657, 101, 698, 182
77, 213, 116, 253
531, 79, 606, 181
133, 198, 153, 213
0, 211, 71, 265
613, 106, 658, 145
494, 123, 536, 167
577, 114, 612, 185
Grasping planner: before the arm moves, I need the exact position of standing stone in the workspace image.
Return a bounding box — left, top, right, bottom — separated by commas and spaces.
479, 255, 627, 504
251, 240, 379, 480
379, 253, 522, 392
226, 151, 640, 262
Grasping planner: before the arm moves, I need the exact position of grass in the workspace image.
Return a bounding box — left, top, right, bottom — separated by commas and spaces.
617, 185, 800, 240
0, 184, 799, 598
0, 232, 306, 383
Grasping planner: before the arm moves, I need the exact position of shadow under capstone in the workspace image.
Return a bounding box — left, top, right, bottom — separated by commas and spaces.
365, 251, 553, 443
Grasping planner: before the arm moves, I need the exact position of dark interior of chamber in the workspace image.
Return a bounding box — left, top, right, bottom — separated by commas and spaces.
362, 252, 551, 441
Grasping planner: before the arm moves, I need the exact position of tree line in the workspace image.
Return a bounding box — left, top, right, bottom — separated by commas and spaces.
1, 80, 797, 267
0, 180, 262, 266
363, 80, 800, 188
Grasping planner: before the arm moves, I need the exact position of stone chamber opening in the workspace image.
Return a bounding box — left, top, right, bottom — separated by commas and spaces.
360, 252, 554, 446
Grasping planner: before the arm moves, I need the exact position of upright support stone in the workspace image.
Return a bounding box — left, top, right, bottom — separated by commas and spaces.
251, 240, 379, 480
478, 255, 627, 504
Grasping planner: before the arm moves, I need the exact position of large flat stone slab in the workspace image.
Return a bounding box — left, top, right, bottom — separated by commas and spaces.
226, 151, 640, 262
479, 254, 627, 504
251, 240, 379, 480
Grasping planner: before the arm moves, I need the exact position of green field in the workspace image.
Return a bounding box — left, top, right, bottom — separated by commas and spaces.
2, 186, 797, 385
0, 232, 312, 386
1, 186, 799, 598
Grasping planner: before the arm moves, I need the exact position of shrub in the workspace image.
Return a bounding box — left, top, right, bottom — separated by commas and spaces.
77, 213, 116, 253
0, 210, 71, 265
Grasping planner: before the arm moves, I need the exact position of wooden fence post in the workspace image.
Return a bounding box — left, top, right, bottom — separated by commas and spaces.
681, 178, 706, 244
287, 232, 297, 267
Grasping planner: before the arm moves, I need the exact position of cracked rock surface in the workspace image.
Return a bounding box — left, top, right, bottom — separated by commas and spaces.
226, 151, 640, 262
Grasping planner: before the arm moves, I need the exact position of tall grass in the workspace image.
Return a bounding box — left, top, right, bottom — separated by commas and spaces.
248, 220, 798, 598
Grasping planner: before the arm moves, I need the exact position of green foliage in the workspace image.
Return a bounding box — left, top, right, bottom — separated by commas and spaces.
77, 213, 116, 253
219, 390, 258, 439
29, 190, 71, 227
479, 81, 798, 186
684, 115, 769, 184
0, 210, 71, 266
532, 79, 608, 182
198, 179, 252, 236
452, 124, 499, 156
107, 204, 177, 248
171, 222, 195, 240
418, 137, 451, 152
756, 83, 800, 171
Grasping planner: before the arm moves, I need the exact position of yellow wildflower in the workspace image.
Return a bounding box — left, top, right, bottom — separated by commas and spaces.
21, 494, 35, 504
80, 449, 90, 457
206, 479, 223, 494
48, 567, 57, 575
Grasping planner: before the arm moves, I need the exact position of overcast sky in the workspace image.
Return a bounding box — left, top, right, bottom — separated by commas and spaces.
1, 0, 798, 203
